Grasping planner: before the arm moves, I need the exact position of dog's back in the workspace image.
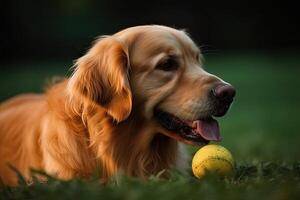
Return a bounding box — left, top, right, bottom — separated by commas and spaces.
0, 94, 46, 185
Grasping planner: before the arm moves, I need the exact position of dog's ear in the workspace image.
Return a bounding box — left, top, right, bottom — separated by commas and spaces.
68, 36, 132, 122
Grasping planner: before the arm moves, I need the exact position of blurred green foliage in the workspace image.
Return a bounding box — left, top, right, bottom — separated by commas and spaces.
1, 53, 300, 199
204, 52, 300, 161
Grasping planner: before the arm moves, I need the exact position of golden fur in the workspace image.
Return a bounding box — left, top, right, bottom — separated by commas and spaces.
0, 25, 228, 186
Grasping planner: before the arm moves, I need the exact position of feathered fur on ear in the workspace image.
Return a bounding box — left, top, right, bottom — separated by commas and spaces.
68, 36, 132, 122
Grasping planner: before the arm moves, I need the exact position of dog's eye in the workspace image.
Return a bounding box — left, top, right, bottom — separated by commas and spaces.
156, 57, 179, 71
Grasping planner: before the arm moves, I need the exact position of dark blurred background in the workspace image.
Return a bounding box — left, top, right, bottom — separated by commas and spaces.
1, 0, 299, 63
0, 0, 300, 161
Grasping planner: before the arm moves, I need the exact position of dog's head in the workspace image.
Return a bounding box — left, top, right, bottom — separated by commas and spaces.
68, 25, 235, 145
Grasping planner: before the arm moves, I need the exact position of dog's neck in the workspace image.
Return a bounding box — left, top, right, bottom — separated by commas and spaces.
85, 107, 179, 181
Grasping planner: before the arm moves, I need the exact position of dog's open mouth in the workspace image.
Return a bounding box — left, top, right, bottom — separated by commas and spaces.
154, 109, 221, 145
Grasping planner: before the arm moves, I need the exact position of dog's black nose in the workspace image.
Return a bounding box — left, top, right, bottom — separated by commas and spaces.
211, 84, 236, 117
212, 84, 236, 103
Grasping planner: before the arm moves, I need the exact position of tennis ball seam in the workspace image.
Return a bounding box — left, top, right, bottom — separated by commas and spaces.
196, 156, 234, 169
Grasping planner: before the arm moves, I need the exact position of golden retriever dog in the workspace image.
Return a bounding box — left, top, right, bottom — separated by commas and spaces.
0, 25, 235, 186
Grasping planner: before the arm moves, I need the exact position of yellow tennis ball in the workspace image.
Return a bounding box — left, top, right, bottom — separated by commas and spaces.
192, 144, 234, 178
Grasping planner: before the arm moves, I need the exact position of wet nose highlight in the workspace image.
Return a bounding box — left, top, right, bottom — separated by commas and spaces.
212, 84, 236, 102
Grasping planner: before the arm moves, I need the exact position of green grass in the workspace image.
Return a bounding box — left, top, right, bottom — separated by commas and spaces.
1, 162, 300, 200
1, 52, 300, 199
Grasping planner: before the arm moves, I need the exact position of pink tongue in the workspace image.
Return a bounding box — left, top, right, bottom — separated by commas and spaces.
193, 118, 221, 141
